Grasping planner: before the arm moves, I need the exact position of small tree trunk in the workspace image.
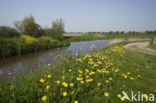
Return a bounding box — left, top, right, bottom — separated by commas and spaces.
151, 37, 154, 45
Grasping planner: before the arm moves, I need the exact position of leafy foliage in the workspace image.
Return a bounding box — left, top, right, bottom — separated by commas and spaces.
0, 26, 20, 38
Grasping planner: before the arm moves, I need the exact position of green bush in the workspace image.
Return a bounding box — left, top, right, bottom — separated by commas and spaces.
0, 26, 20, 38
0, 38, 70, 59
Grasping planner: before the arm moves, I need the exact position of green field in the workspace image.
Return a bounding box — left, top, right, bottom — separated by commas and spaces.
0, 42, 155, 103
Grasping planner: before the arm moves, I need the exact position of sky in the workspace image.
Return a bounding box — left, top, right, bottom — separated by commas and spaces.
0, 0, 156, 32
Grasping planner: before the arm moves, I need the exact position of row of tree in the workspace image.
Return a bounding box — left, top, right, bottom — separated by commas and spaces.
87, 31, 156, 34
0, 15, 65, 40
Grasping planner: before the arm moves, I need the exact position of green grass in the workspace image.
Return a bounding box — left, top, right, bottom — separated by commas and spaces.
0, 42, 156, 103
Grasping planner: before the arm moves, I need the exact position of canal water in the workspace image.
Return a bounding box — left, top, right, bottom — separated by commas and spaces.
0, 40, 108, 82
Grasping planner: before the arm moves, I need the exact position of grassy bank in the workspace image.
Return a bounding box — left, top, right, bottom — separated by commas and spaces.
64, 33, 156, 42
0, 43, 155, 103
0, 35, 70, 59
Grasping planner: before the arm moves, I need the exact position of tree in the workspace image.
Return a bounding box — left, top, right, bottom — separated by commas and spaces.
14, 15, 43, 37
0, 26, 20, 38
51, 19, 64, 40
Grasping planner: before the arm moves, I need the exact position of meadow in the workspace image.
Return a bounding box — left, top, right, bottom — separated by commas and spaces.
0, 42, 155, 103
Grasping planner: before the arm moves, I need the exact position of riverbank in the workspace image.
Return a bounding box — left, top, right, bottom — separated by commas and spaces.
0, 41, 155, 103
0, 36, 70, 59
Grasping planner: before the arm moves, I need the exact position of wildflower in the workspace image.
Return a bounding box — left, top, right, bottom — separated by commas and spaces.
63, 92, 67, 96
138, 74, 140, 78
46, 85, 50, 89
42, 96, 47, 101
104, 92, 109, 97
120, 97, 125, 101
74, 100, 78, 103
81, 81, 84, 84
86, 75, 89, 78
86, 79, 93, 82
127, 72, 131, 75
106, 80, 109, 83
70, 83, 74, 87
40, 78, 45, 83
130, 77, 134, 80
109, 77, 112, 80
77, 77, 83, 81
117, 94, 122, 98
63, 83, 68, 87
57, 81, 60, 84
47, 74, 51, 78
97, 82, 101, 86
68, 69, 72, 72
62, 76, 65, 79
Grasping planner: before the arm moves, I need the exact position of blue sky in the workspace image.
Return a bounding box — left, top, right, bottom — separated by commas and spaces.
0, 0, 156, 32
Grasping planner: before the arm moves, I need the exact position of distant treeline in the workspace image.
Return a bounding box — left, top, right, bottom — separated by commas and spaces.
87, 31, 156, 34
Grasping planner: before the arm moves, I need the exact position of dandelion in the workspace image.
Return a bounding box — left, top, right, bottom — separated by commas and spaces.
120, 97, 125, 101
117, 94, 122, 98
70, 83, 74, 87
62, 76, 65, 79
106, 80, 109, 83
74, 100, 78, 103
68, 69, 72, 72
42, 96, 47, 101
130, 77, 134, 80
46, 85, 50, 89
47, 74, 51, 78
57, 81, 60, 84
81, 81, 84, 84
104, 92, 109, 97
109, 77, 112, 80
63, 92, 67, 97
138, 74, 140, 78
40, 78, 45, 83
97, 82, 101, 86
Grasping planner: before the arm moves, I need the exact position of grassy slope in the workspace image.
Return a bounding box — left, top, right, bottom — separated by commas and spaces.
0, 42, 156, 103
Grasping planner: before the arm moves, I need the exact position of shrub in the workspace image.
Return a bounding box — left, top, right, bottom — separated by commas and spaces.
0, 26, 20, 38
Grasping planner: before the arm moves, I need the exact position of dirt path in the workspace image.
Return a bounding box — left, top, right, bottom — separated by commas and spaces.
123, 42, 156, 55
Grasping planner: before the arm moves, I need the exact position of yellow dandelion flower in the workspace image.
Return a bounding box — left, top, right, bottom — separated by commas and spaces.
127, 72, 131, 75
120, 97, 125, 101
109, 77, 112, 80
104, 92, 109, 97
62, 76, 65, 79
106, 80, 109, 83
138, 74, 140, 78
40, 78, 45, 83
46, 85, 50, 89
70, 83, 74, 87
68, 69, 72, 72
97, 82, 101, 86
63, 92, 67, 97
64, 83, 68, 87
130, 77, 134, 80
57, 81, 60, 84
47, 74, 51, 78
74, 100, 78, 103
117, 94, 122, 98
42, 96, 47, 101
81, 81, 84, 84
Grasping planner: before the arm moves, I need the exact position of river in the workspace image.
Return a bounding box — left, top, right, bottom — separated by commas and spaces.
0, 40, 108, 82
